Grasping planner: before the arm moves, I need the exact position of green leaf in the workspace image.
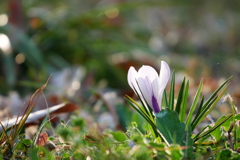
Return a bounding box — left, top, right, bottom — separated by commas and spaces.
125, 95, 160, 138
194, 96, 204, 121
191, 82, 230, 130
62, 152, 70, 159
191, 96, 218, 129
180, 80, 189, 122
125, 96, 155, 128
156, 109, 186, 145
216, 149, 232, 160
193, 114, 233, 142
219, 114, 240, 131
183, 126, 194, 160
175, 77, 185, 114
236, 125, 240, 140
22, 139, 32, 146
111, 131, 128, 142
191, 77, 232, 129
210, 126, 222, 142
163, 90, 169, 109
169, 71, 175, 110
186, 80, 203, 128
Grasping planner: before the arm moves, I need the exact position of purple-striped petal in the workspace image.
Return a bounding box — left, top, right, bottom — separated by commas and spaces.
127, 61, 170, 113
152, 94, 161, 113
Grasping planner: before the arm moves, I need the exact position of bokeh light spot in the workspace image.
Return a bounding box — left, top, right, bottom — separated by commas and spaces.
0, 34, 12, 55
0, 14, 8, 26
15, 53, 25, 64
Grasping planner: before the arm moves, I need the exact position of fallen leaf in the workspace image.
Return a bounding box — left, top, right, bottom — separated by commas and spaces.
36, 132, 48, 146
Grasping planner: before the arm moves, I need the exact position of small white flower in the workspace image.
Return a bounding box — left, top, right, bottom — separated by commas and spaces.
127, 61, 170, 113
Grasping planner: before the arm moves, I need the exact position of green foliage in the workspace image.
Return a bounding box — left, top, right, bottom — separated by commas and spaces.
71, 116, 86, 129
169, 71, 175, 110
175, 77, 185, 114
180, 80, 189, 122
0, 106, 239, 159
156, 109, 185, 145
186, 79, 203, 128
216, 149, 240, 160
111, 131, 128, 142
191, 77, 232, 130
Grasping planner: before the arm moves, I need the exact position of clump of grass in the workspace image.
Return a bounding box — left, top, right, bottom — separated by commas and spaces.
0, 78, 49, 158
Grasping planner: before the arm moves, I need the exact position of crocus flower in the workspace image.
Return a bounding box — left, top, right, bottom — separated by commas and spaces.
127, 61, 170, 113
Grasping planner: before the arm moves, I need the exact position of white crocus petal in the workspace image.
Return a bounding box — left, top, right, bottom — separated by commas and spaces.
137, 65, 159, 106
127, 61, 170, 113
127, 66, 138, 89
127, 66, 143, 99
137, 65, 158, 82
157, 61, 171, 108
159, 61, 171, 91
137, 77, 151, 106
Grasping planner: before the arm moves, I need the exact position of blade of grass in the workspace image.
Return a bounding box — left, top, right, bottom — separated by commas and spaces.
191, 83, 230, 130
163, 90, 169, 108
191, 96, 217, 128
180, 80, 189, 122
0, 77, 51, 150
13, 78, 50, 138
191, 77, 232, 127
125, 96, 155, 127
228, 96, 238, 150
175, 77, 186, 114
194, 113, 233, 142
169, 71, 175, 110
0, 122, 11, 145
194, 96, 205, 121
185, 80, 203, 128
125, 96, 159, 138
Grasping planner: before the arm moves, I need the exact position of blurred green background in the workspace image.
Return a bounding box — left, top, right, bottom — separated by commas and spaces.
0, 0, 240, 107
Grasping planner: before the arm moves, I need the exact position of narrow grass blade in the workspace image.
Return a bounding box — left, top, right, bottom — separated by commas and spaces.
175, 77, 186, 114
169, 71, 175, 110
125, 96, 159, 138
186, 80, 203, 128
125, 95, 151, 121
13, 78, 50, 137
191, 83, 230, 130
163, 90, 169, 108
191, 77, 232, 127
0, 122, 11, 144
203, 77, 232, 106
194, 113, 233, 142
125, 96, 156, 129
191, 96, 217, 128
194, 96, 205, 121
180, 80, 189, 122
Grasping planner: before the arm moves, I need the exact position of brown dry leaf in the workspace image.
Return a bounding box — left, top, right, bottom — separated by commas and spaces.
36, 132, 48, 146
50, 103, 77, 114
